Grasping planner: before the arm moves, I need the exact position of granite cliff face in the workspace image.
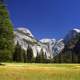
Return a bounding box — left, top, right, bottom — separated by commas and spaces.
14, 27, 53, 58
14, 27, 80, 59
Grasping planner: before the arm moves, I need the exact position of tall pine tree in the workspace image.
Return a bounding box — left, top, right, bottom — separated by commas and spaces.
26, 45, 33, 63
0, 0, 14, 61
35, 49, 46, 63
13, 42, 25, 62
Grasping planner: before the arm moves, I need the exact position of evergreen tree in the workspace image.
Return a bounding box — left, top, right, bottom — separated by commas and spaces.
0, 0, 14, 61
73, 34, 80, 63
13, 42, 24, 62
35, 52, 41, 63
26, 45, 33, 63
35, 49, 46, 63
23, 50, 27, 63
39, 49, 45, 63
44, 52, 48, 63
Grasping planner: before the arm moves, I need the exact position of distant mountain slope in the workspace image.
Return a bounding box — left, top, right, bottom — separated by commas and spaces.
14, 27, 80, 61
54, 28, 80, 63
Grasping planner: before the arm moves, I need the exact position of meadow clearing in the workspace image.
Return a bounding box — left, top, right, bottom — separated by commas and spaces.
0, 63, 80, 80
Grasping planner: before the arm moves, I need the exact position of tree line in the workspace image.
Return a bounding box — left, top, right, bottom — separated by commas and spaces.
13, 39, 80, 63
13, 42, 51, 63
53, 34, 80, 63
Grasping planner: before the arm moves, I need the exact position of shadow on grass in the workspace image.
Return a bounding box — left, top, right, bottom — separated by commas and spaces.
0, 63, 5, 66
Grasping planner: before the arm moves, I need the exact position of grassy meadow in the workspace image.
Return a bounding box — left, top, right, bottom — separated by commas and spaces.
0, 63, 80, 80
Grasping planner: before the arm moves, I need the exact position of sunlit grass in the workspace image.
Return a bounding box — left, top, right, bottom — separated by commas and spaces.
0, 63, 80, 80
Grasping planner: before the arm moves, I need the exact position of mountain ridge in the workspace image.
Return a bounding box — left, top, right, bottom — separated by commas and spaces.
14, 27, 80, 59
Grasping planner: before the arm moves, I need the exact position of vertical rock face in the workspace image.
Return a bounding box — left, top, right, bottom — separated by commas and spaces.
14, 27, 39, 57
39, 38, 65, 58
14, 27, 49, 58
40, 39, 56, 58
52, 39, 65, 57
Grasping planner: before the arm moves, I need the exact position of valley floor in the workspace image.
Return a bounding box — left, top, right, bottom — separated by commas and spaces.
0, 63, 80, 80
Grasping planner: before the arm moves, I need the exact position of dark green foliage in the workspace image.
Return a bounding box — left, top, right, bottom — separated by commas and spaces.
73, 34, 80, 63
26, 45, 33, 63
23, 50, 27, 63
54, 48, 77, 63
35, 52, 41, 63
53, 54, 62, 63
39, 49, 45, 63
53, 33, 80, 63
0, 0, 14, 62
35, 49, 47, 63
13, 42, 25, 62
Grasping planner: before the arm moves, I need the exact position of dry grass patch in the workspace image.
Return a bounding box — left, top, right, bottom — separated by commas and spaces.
0, 63, 80, 80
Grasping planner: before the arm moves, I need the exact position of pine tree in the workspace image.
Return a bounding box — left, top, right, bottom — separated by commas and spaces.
40, 49, 45, 63
26, 45, 33, 63
35, 49, 45, 63
35, 52, 41, 63
13, 42, 24, 62
0, 0, 14, 61
23, 50, 27, 63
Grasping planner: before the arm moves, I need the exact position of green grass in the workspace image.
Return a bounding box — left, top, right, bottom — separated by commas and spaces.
0, 63, 80, 80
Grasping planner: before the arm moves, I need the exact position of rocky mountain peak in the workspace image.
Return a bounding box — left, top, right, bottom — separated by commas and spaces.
16, 27, 34, 37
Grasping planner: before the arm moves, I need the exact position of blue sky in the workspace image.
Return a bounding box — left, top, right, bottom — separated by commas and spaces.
5, 0, 80, 40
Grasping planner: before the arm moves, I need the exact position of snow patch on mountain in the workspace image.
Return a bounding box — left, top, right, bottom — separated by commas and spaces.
40, 38, 56, 44
73, 28, 80, 33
